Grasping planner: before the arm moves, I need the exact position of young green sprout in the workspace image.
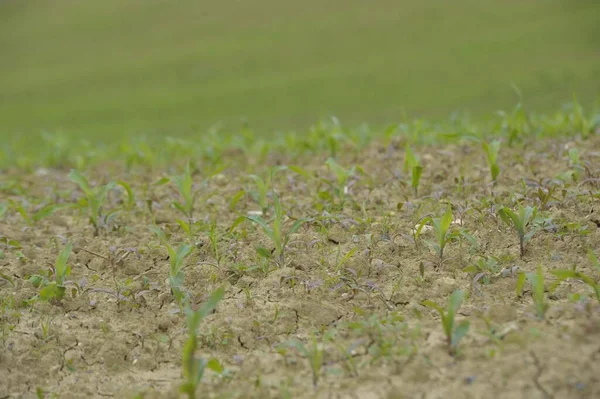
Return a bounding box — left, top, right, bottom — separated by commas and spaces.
516, 266, 547, 319
550, 250, 600, 302
69, 170, 115, 235
39, 243, 73, 302
172, 161, 195, 219
248, 174, 269, 216
277, 333, 327, 388
248, 166, 287, 215
416, 205, 454, 265
404, 144, 423, 196
498, 101, 529, 147
150, 226, 193, 305
180, 287, 225, 399
481, 139, 501, 183
497, 205, 537, 258
325, 157, 355, 207
233, 193, 309, 267
10, 201, 70, 226
423, 290, 470, 356
566, 147, 585, 182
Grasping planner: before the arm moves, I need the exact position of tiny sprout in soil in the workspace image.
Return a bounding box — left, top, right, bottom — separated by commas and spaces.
69, 169, 115, 235
423, 290, 470, 356
180, 287, 225, 399
498, 204, 537, 258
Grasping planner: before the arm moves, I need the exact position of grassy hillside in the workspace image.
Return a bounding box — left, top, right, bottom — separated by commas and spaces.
1, 0, 599, 138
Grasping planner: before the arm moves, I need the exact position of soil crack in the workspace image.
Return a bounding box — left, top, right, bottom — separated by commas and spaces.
530, 351, 554, 399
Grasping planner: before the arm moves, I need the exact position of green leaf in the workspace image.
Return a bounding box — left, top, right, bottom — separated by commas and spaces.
490, 163, 500, 181
326, 157, 351, 187
337, 247, 357, 270
69, 169, 91, 195
116, 180, 135, 209
229, 190, 246, 211
452, 320, 470, 348
404, 144, 419, 172
40, 282, 61, 301
172, 202, 188, 217
523, 229, 537, 244
498, 207, 520, 230
288, 218, 310, 236
173, 244, 193, 271
550, 269, 578, 280
229, 215, 247, 233
462, 265, 479, 274
206, 358, 224, 374
151, 177, 171, 186
55, 242, 72, 284
13, 201, 32, 225
29, 275, 45, 287
32, 203, 72, 223
446, 289, 465, 326
414, 216, 432, 239
440, 205, 453, 236
249, 174, 267, 208
255, 246, 272, 259
149, 225, 168, 244
520, 206, 535, 226
193, 358, 208, 385
176, 219, 192, 237
0, 203, 8, 219
422, 299, 444, 317
411, 165, 423, 193
288, 165, 313, 179
246, 215, 274, 239
197, 286, 225, 320
459, 230, 478, 248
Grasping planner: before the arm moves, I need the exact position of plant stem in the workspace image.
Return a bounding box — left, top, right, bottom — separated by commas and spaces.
519, 235, 524, 258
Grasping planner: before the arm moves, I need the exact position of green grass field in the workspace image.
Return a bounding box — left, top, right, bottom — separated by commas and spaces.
1, 0, 599, 138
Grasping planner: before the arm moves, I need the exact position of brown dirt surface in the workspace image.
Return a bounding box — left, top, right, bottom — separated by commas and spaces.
1, 134, 600, 398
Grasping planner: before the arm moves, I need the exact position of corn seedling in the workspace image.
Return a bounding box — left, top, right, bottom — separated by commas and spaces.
325, 157, 355, 207
497, 205, 537, 258
10, 200, 70, 226
423, 290, 470, 355
516, 266, 547, 319
565, 147, 585, 182
550, 250, 600, 302
277, 333, 327, 388
116, 180, 136, 210
497, 99, 530, 147
180, 287, 225, 399
567, 96, 594, 138
171, 161, 195, 219
36, 243, 73, 302
404, 144, 423, 196
482, 140, 501, 183
150, 226, 193, 304
232, 193, 309, 267
69, 169, 115, 235
463, 256, 502, 285
528, 178, 561, 210
248, 166, 287, 215
417, 205, 454, 265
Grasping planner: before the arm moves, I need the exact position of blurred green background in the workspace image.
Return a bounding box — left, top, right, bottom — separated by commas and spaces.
1, 0, 599, 138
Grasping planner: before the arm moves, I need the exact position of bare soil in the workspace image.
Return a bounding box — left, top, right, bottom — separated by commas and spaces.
1, 135, 600, 398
